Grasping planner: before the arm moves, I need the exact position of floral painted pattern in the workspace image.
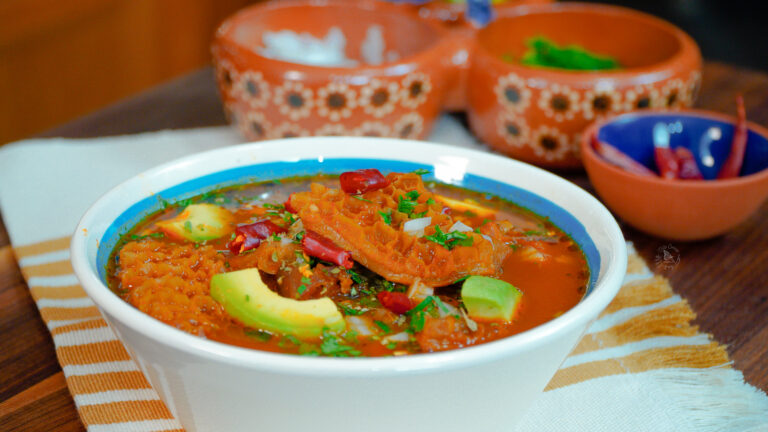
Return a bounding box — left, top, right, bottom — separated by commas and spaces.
316, 82, 357, 122
314, 123, 350, 136
240, 111, 272, 141
495, 111, 530, 148
538, 83, 580, 122
273, 81, 314, 121
354, 121, 392, 137
623, 84, 661, 111
529, 125, 570, 162
393, 112, 424, 139
270, 122, 309, 139
400, 73, 431, 109
235, 71, 270, 108
661, 79, 687, 109
581, 84, 622, 120
215, 59, 238, 96
494, 73, 531, 113
359, 79, 400, 118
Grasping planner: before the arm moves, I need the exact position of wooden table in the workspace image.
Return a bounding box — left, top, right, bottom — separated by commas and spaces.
1, 62, 766, 431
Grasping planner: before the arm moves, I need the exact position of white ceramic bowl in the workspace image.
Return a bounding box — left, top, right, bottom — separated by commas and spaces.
71, 138, 627, 432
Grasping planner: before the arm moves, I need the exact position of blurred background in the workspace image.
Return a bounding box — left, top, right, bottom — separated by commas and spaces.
0, 0, 763, 144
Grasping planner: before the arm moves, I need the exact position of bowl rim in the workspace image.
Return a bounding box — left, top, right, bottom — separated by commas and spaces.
71, 137, 627, 377
213, 0, 457, 74
473, 2, 701, 79
581, 108, 768, 188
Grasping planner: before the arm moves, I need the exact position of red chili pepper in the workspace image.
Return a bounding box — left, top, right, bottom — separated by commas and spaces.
591, 135, 656, 177
284, 193, 297, 213
300, 231, 354, 269
675, 147, 704, 180
718, 94, 748, 179
339, 169, 390, 194
652, 123, 679, 180
227, 220, 287, 254
377, 291, 413, 315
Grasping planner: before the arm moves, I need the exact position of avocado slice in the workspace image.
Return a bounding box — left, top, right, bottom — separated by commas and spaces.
157, 203, 232, 242
461, 276, 522, 321
210, 268, 345, 339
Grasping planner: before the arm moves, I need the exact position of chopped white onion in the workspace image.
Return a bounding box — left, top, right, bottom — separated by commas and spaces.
381, 332, 410, 344
280, 236, 293, 246
403, 216, 431, 237
449, 220, 472, 233
481, 234, 492, 242
406, 278, 434, 303
436, 300, 460, 318
345, 316, 374, 336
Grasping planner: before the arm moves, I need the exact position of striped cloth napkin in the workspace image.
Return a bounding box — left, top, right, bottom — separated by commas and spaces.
1, 118, 766, 432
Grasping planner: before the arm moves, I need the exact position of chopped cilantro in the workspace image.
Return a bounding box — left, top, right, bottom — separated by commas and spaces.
425, 226, 474, 250
271, 233, 281, 242
293, 230, 305, 243
301, 276, 312, 284
508, 243, 520, 251
426, 198, 436, 205
346, 268, 365, 285
297, 284, 308, 295
386, 342, 398, 350
378, 209, 392, 225
352, 195, 372, 203
340, 304, 366, 316
412, 168, 431, 176
130, 232, 165, 241
263, 203, 284, 210
320, 330, 361, 357
374, 320, 392, 333
453, 275, 470, 284
397, 194, 418, 215
406, 190, 420, 200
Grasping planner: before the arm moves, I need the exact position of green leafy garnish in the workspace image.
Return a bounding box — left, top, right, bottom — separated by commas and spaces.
297, 284, 308, 295
340, 304, 366, 316
320, 330, 361, 357
397, 191, 420, 216
346, 268, 365, 285
352, 195, 372, 203
378, 210, 392, 225
425, 226, 474, 250
130, 232, 165, 241
518, 36, 621, 71
374, 320, 392, 333
412, 168, 430, 176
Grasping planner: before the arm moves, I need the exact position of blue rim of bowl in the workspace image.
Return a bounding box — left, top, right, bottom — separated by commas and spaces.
98, 158, 600, 291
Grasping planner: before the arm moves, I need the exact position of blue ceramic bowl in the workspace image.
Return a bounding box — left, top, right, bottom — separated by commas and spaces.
596, 111, 768, 180
582, 109, 768, 240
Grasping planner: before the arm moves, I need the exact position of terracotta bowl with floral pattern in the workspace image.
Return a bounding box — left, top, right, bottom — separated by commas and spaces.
466, 3, 702, 168
212, 0, 465, 141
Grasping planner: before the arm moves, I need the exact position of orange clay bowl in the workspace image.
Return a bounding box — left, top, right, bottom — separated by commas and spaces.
581, 110, 768, 241
212, 0, 467, 141
467, 2, 702, 169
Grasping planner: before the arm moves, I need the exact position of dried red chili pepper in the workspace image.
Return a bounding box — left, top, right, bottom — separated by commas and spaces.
339, 169, 390, 194
675, 147, 704, 180
718, 94, 748, 179
227, 220, 287, 254
591, 135, 656, 177
377, 291, 413, 315
284, 193, 297, 213
300, 230, 354, 269
653, 123, 679, 180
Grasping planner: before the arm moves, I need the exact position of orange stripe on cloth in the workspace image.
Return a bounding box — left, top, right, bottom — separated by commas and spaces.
78, 400, 175, 425
571, 301, 698, 355
67, 371, 152, 394
30, 284, 87, 301
50, 318, 108, 336
601, 275, 675, 315
39, 306, 101, 322
57, 341, 133, 366
21, 259, 74, 278
546, 342, 730, 391
13, 237, 71, 258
